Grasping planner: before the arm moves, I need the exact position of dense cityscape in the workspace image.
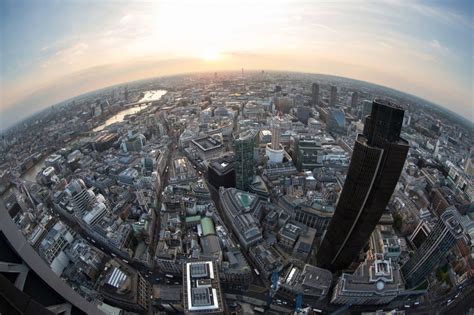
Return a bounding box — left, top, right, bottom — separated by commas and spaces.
0, 71, 472, 314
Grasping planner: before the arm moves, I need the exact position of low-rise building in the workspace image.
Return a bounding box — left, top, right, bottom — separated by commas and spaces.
331, 254, 404, 305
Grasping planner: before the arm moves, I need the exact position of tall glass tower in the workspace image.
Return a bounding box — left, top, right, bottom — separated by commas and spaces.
317, 99, 409, 272
234, 129, 257, 191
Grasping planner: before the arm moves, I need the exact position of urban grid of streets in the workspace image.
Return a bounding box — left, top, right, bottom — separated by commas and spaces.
0, 71, 473, 314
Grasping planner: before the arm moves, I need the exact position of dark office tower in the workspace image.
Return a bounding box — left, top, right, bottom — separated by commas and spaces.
317, 99, 409, 272
330, 86, 337, 107
312, 83, 320, 106
402, 207, 464, 287
234, 129, 258, 191
351, 91, 359, 107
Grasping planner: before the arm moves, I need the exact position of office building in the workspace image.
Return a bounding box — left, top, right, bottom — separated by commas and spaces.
318, 99, 409, 272
331, 254, 404, 305
183, 261, 225, 314
401, 207, 465, 287
266, 118, 284, 164
297, 106, 311, 125
208, 154, 236, 189
327, 108, 346, 134
249, 244, 284, 278
234, 129, 257, 191
219, 187, 263, 250
351, 91, 359, 107
293, 135, 322, 171
65, 179, 95, 215
312, 83, 320, 106
280, 264, 332, 301
99, 259, 151, 312
362, 100, 373, 119
330, 86, 337, 107
190, 135, 225, 161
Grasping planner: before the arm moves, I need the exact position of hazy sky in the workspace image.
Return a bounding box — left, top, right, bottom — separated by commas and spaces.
1, 0, 473, 129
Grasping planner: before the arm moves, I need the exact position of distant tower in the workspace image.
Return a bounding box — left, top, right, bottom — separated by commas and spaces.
124, 86, 129, 101
433, 139, 440, 157
402, 207, 464, 287
266, 117, 284, 164
271, 118, 281, 150
234, 129, 257, 191
317, 99, 409, 272
351, 92, 359, 107
362, 100, 373, 119
312, 83, 320, 106
330, 86, 337, 107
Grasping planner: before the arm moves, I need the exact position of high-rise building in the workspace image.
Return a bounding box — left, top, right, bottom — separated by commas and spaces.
351, 91, 359, 107
208, 154, 236, 189
266, 117, 284, 164
65, 179, 95, 215
317, 99, 409, 272
312, 83, 320, 106
362, 100, 373, 119
297, 106, 311, 125
401, 207, 464, 287
330, 86, 337, 107
234, 129, 257, 191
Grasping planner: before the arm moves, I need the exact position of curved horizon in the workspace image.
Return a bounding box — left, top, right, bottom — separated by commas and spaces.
1, 0, 473, 128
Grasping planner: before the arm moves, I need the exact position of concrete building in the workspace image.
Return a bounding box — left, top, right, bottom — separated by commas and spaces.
280, 264, 332, 301
402, 207, 465, 287
191, 135, 225, 161
65, 179, 95, 215
330, 85, 337, 107
208, 154, 235, 189
248, 244, 284, 278
183, 261, 225, 314
99, 259, 151, 313
331, 254, 404, 305
312, 83, 319, 106
266, 117, 284, 164
218, 187, 263, 250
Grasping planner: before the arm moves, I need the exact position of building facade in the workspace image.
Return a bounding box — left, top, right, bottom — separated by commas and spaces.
318, 100, 409, 272
234, 129, 257, 191
401, 207, 465, 287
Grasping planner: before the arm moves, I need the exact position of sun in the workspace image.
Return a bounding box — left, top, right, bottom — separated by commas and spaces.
199, 49, 220, 61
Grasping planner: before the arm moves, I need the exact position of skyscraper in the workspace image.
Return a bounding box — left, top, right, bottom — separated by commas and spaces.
312, 83, 319, 106
330, 86, 337, 107
401, 207, 464, 287
65, 179, 95, 215
317, 99, 409, 272
234, 129, 257, 191
351, 91, 359, 107
266, 117, 284, 164
362, 100, 373, 119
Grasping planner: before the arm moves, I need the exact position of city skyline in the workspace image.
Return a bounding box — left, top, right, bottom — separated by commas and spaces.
1, 0, 473, 129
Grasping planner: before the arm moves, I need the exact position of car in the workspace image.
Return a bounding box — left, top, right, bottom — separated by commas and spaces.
414, 301, 420, 306
454, 293, 460, 298
404, 305, 410, 308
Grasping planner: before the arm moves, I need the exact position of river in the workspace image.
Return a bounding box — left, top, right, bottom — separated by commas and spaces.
1, 90, 167, 199
93, 89, 167, 132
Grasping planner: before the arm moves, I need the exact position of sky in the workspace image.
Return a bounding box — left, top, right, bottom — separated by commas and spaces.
0, 0, 473, 129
